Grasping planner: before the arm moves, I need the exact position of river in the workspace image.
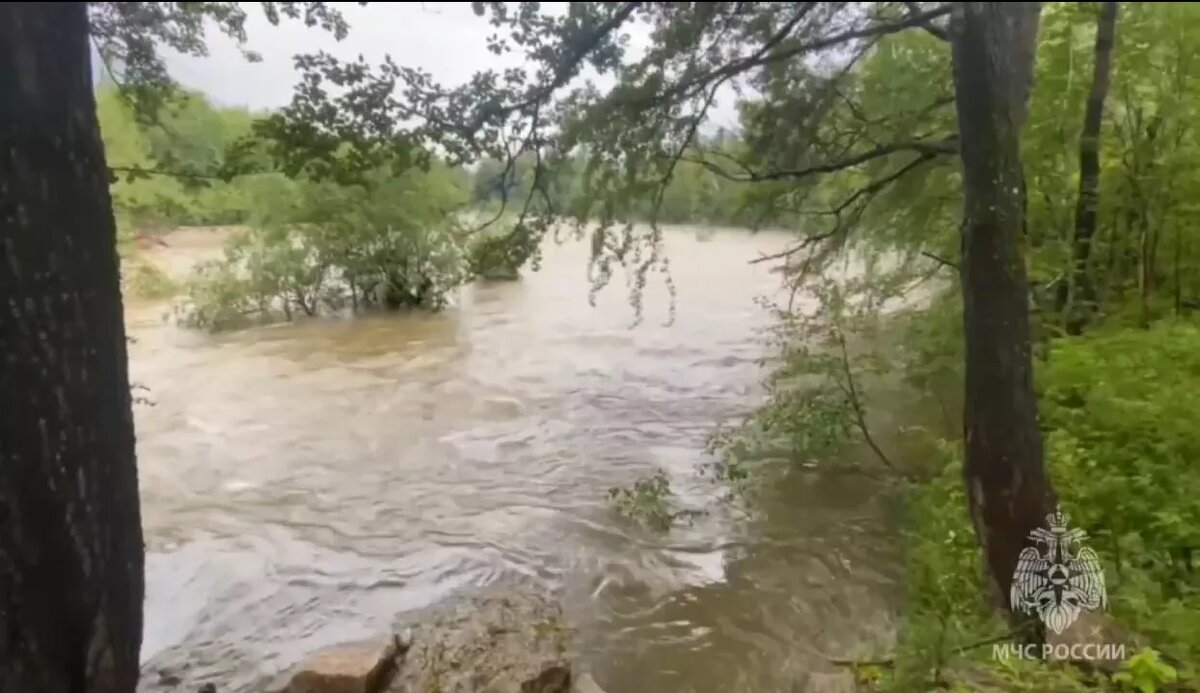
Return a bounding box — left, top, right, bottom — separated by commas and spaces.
128, 226, 903, 692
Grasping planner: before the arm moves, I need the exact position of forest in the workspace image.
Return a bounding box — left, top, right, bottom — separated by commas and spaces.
1, 2, 1198, 692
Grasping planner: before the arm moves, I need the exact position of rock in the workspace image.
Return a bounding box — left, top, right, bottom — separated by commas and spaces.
278, 637, 401, 693
275, 588, 573, 693
386, 587, 572, 693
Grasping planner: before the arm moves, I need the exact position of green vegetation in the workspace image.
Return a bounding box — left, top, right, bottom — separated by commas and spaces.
122, 258, 179, 301
883, 324, 1200, 691
174, 166, 469, 329
469, 133, 769, 230
607, 471, 677, 532
6, 1, 1200, 690
94, 1, 1200, 687
97, 87, 260, 237
587, 2, 1198, 689
99, 79, 776, 314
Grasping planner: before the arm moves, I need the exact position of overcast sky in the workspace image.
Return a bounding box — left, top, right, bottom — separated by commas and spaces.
163, 4, 514, 110
161, 2, 740, 129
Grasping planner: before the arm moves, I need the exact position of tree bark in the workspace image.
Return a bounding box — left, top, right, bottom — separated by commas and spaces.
950, 2, 1057, 633
0, 3, 145, 692
1065, 1, 1118, 336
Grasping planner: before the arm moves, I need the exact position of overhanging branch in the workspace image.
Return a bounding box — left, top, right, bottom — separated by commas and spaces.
481, 2, 642, 121
904, 2, 951, 41
668, 4, 952, 101
750, 150, 945, 266
683, 138, 956, 183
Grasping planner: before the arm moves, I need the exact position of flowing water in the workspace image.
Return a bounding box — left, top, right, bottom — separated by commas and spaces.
129, 226, 903, 692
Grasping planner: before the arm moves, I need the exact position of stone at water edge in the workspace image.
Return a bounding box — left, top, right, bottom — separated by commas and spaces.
385, 587, 573, 693
278, 636, 401, 693
274, 588, 577, 693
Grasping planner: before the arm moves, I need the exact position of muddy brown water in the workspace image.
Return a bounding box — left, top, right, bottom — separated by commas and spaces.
128, 226, 903, 692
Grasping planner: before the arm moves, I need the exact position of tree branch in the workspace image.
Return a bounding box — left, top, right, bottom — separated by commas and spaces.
749, 151, 944, 266
920, 250, 959, 270
830, 149, 945, 214
684, 138, 955, 183
832, 323, 912, 480
612, 3, 815, 109
669, 5, 952, 101
486, 2, 642, 119
904, 2, 950, 41
107, 165, 224, 182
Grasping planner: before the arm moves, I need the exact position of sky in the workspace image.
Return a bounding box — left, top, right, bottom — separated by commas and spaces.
163, 4, 516, 110
160, 2, 740, 130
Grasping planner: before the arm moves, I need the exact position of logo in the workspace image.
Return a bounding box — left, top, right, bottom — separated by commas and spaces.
1010, 506, 1106, 634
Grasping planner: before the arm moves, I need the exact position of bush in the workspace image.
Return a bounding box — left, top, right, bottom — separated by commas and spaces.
1039, 323, 1200, 666
175, 165, 469, 329
122, 257, 179, 300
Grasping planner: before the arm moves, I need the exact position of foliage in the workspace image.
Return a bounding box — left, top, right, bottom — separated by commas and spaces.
607, 471, 676, 532
88, 2, 350, 119
175, 164, 469, 330
1114, 648, 1179, 693
96, 86, 263, 232
97, 87, 189, 235
1039, 324, 1200, 664
468, 134, 771, 231
877, 323, 1200, 690
707, 266, 930, 501
465, 226, 537, 281
121, 257, 179, 300
74, 2, 1200, 687
606, 470, 703, 532
243, 3, 962, 322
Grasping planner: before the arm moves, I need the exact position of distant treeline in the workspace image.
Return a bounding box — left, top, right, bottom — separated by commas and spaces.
98, 84, 778, 238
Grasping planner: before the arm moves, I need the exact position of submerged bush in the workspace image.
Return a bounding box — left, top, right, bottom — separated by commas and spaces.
122, 258, 179, 300
175, 164, 469, 330
608, 471, 676, 531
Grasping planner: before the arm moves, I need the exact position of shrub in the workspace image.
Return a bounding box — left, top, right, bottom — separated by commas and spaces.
175, 164, 469, 329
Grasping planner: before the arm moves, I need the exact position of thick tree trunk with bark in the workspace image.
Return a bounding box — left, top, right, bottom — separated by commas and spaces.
0, 3, 145, 692
1065, 1, 1118, 335
950, 2, 1057, 632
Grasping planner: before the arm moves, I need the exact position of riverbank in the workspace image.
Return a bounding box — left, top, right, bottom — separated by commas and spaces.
880, 322, 1199, 691
736, 295, 1200, 691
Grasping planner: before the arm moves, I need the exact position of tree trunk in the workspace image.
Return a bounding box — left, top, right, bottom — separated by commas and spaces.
0, 4, 144, 692
1065, 1, 1118, 336
1139, 220, 1155, 328
950, 2, 1057, 634
1174, 223, 1183, 317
